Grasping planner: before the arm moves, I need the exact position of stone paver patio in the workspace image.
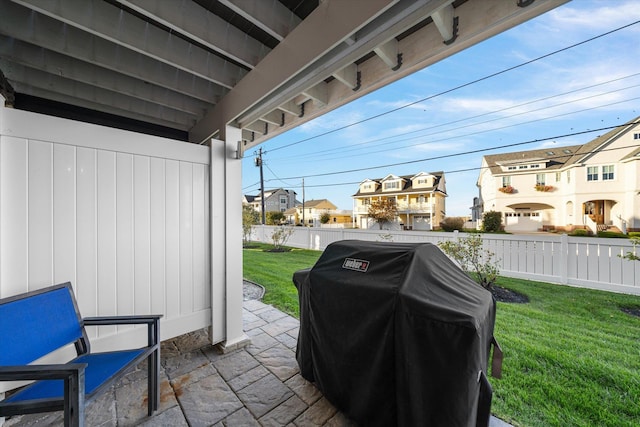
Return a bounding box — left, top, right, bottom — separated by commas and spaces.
4, 297, 512, 426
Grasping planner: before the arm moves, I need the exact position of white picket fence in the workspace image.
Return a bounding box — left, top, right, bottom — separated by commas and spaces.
250, 226, 640, 296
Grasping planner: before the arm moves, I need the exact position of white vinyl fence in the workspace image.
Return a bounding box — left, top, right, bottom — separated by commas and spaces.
250, 225, 640, 296
0, 108, 212, 353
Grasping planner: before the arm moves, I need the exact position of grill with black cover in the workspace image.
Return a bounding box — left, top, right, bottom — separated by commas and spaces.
293, 240, 499, 427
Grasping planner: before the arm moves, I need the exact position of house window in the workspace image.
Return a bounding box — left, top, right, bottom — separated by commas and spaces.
418, 195, 425, 203
518, 165, 527, 170
567, 170, 571, 183
502, 176, 511, 187
362, 199, 370, 206
555, 172, 561, 182
384, 181, 399, 190
587, 166, 598, 181
507, 166, 516, 170
536, 173, 545, 186
634, 133, 640, 139
602, 165, 614, 180
280, 196, 287, 204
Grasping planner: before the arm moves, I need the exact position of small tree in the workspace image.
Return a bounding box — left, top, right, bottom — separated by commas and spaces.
320, 212, 331, 224
242, 205, 260, 245
620, 235, 640, 261
440, 216, 465, 232
482, 210, 503, 233
367, 199, 398, 230
270, 227, 294, 250
438, 234, 500, 290
266, 211, 285, 225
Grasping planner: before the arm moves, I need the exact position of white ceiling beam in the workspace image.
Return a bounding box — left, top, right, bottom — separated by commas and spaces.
190, 0, 399, 143
241, 129, 255, 142
301, 82, 328, 107
15, 84, 191, 131
244, 120, 268, 135
374, 38, 400, 69
431, 3, 457, 44
0, 2, 226, 104
260, 110, 285, 127
332, 63, 359, 90
0, 39, 208, 116
9, 71, 196, 130
118, 0, 269, 69
11, 0, 246, 88
243, 0, 570, 148
218, 0, 302, 42
233, 0, 450, 131
277, 100, 302, 117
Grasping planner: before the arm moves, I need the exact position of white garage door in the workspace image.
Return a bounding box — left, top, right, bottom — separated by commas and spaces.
504, 212, 541, 232
413, 215, 431, 231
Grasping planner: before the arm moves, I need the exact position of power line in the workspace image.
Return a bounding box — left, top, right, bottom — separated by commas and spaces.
273, 142, 640, 189
265, 19, 640, 154
270, 72, 640, 162
269, 121, 639, 180
275, 92, 640, 164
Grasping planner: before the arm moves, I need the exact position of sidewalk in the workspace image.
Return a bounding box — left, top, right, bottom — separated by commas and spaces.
4, 293, 513, 426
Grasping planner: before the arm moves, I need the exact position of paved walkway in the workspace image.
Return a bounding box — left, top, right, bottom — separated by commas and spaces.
4, 294, 512, 426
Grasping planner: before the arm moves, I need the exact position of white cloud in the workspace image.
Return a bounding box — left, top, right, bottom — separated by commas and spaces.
547, 1, 640, 30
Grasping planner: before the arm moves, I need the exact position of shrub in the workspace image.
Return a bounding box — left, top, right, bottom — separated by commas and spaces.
482, 211, 502, 233
570, 229, 590, 237
597, 231, 627, 238
266, 211, 285, 225
320, 212, 331, 224
438, 234, 500, 290
270, 227, 294, 250
440, 216, 465, 232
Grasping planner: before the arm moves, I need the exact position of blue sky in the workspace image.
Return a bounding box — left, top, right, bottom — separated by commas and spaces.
242, 0, 640, 216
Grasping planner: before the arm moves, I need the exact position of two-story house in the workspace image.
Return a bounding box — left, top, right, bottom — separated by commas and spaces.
476, 117, 640, 233
284, 199, 340, 226
352, 172, 447, 230
245, 188, 299, 215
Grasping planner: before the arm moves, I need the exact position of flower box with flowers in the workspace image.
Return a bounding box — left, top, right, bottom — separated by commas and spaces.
535, 184, 554, 192
498, 185, 515, 194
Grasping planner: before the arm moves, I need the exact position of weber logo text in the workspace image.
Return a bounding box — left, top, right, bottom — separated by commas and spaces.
342, 258, 370, 272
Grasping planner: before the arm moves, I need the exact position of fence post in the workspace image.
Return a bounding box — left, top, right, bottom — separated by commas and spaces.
560, 233, 568, 284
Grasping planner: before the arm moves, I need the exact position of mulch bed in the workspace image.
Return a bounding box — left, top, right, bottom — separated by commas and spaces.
491, 286, 529, 303
621, 307, 640, 318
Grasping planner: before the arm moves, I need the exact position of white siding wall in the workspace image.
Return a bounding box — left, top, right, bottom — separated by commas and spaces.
0, 108, 211, 351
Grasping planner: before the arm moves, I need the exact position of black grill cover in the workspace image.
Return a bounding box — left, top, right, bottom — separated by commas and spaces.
293, 240, 496, 427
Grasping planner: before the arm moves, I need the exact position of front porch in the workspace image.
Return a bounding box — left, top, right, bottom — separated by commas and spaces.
4, 292, 511, 427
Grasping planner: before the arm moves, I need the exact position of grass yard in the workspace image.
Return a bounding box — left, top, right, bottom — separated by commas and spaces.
243, 244, 640, 427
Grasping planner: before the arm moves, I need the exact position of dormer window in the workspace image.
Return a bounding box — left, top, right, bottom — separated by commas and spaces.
383, 181, 400, 190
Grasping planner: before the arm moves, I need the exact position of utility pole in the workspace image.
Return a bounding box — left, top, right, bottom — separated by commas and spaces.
301, 178, 305, 226
255, 148, 266, 225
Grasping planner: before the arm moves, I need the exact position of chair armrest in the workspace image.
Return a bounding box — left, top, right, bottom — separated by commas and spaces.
0, 364, 87, 382
82, 315, 162, 326
83, 315, 162, 347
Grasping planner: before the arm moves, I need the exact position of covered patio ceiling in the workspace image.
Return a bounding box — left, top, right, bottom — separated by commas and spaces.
0, 0, 568, 152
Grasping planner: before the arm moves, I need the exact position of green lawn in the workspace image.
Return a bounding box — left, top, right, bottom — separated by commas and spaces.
243, 244, 640, 427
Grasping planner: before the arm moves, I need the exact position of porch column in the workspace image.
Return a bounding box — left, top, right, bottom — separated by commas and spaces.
210, 125, 250, 351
